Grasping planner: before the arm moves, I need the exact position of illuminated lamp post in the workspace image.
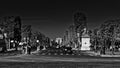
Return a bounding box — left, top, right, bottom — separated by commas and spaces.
77, 32, 81, 50
36, 40, 40, 51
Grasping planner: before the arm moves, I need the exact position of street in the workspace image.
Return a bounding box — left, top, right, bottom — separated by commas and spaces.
1, 53, 120, 62
0, 53, 120, 68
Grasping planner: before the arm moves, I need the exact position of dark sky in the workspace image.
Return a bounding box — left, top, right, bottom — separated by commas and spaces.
0, 0, 120, 39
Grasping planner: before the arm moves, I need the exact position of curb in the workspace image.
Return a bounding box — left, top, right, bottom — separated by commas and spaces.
87, 53, 120, 57
100, 55, 120, 57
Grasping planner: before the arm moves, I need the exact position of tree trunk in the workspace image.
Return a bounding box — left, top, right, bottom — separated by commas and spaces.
103, 39, 106, 55
111, 39, 115, 55
15, 43, 18, 51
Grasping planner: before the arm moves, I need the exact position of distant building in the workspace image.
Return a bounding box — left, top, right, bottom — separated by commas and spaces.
63, 25, 76, 47
55, 38, 62, 45
81, 28, 90, 50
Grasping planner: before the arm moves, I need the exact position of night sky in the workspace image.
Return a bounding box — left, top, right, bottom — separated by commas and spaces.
0, 0, 120, 39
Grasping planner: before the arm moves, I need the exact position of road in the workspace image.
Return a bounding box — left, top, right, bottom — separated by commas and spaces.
0, 53, 120, 62
0, 54, 120, 68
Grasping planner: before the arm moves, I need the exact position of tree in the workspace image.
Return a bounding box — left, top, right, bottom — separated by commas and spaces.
92, 28, 99, 52
14, 16, 21, 42
73, 12, 87, 50
100, 20, 117, 54
33, 31, 50, 50
0, 16, 21, 51
74, 12, 87, 29
92, 19, 120, 54
22, 25, 32, 42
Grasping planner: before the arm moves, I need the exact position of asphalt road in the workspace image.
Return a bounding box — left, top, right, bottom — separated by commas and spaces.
0, 62, 120, 68
1, 54, 120, 62
0, 54, 120, 68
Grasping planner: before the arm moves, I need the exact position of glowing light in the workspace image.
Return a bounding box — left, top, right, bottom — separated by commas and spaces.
19, 42, 23, 45
65, 49, 67, 51
4, 33, 7, 38
36, 40, 39, 43
11, 40, 14, 43
23, 37, 26, 40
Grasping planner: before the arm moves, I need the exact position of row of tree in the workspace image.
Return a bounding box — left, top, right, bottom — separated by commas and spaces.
90, 19, 120, 54
63, 11, 120, 55
0, 16, 51, 51
31, 31, 50, 48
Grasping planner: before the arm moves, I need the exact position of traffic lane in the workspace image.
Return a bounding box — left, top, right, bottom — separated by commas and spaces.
33, 53, 120, 60
21, 55, 120, 62
3, 54, 120, 62
0, 62, 120, 68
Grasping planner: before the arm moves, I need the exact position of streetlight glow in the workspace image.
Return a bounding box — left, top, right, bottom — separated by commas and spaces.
36, 40, 39, 43
11, 40, 14, 43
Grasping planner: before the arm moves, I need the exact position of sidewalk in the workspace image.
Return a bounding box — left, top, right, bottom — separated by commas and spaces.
31, 50, 39, 55
7, 48, 16, 51
100, 55, 120, 57
0, 50, 22, 57
25, 50, 120, 57
81, 51, 100, 56
85, 51, 120, 57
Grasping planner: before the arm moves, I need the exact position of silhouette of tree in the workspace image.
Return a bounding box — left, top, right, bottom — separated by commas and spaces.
33, 31, 50, 49
91, 19, 120, 54
22, 25, 32, 41
74, 12, 87, 34
14, 16, 21, 42
0, 16, 21, 51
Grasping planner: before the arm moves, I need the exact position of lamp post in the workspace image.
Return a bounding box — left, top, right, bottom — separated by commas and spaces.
77, 33, 81, 50
36, 40, 40, 51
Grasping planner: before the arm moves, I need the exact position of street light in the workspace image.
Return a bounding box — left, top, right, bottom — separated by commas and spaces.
36, 40, 40, 51
23, 37, 26, 40
10, 40, 14, 43
36, 40, 39, 43
19, 42, 23, 45
4, 33, 7, 38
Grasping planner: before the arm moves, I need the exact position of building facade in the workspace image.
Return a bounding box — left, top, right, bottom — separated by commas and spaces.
55, 37, 63, 45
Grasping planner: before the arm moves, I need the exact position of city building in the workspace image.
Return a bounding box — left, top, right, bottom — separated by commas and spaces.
55, 37, 63, 45
81, 28, 90, 50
